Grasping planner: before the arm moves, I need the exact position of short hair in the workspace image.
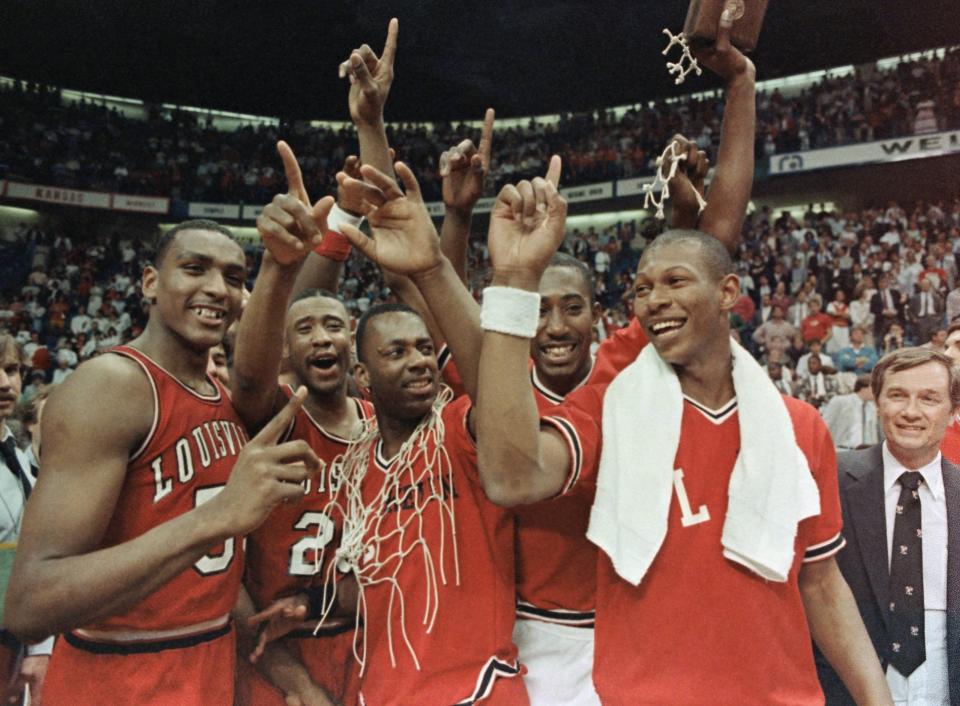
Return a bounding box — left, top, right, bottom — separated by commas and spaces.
545, 252, 594, 299
853, 375, 872, 393
0, 334, 25, 368
153, 219, 238, 266
355, 302, 419, 364
641, 229, 734, 281
871, 347, 960, 408
290, 288, 345, 309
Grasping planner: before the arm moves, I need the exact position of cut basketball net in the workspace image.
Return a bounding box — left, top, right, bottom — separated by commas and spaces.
643, 141, 708, 220
313, 387, 460, 676
661, 29, 702, 85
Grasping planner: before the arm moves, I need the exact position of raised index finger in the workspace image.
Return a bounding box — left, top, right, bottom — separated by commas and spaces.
381, 18, 399, 69
254, 386, 307, 445
277, 141, 309, 205
479, 108, 495, 170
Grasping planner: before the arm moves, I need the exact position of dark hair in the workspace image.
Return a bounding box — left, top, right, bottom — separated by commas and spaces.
545, 252, 594, 299
853, 375, 872, 393
642, 229, 734, 281
872, 346, 960, 408
355, 302, 419, 364
290, 288, 344, 308
153, 219, 238, 266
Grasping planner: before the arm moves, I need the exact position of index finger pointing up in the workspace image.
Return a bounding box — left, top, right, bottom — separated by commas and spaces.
254, 386, 307, 446
479, 108, 495, 171
545, 155, 562, 189
381, 18, 399, 69
277, 141, 309, 205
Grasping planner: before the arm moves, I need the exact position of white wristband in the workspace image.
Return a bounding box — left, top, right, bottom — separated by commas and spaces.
327, 203, 364, 233
480, 286, 541, 338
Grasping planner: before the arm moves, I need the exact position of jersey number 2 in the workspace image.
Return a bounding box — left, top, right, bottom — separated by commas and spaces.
289, 512, 336, 576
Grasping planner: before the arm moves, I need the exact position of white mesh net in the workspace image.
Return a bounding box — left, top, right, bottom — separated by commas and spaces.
661, 28, 702, 85
313, 386, 459, 676
642, 141, 708, 220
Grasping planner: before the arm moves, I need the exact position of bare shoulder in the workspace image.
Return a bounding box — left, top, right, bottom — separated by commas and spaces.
43, 352, 155, 458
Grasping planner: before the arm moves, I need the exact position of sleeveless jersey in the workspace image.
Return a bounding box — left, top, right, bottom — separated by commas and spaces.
350, 395, 526, 706
92, 345, 248, 632
244, 386, 373, 705
513, 361, 601, 626
44, 345, 249, 706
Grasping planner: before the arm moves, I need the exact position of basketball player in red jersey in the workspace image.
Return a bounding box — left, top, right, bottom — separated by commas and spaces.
471, 113, 892, 706
6, 220, 321, 706
231, 145, 374, 705
939, 322, 960, 464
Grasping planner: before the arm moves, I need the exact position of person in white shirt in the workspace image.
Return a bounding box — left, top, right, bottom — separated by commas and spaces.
817, 347, 959, 705
0, 335, 52, 703
821, 376, 881, 451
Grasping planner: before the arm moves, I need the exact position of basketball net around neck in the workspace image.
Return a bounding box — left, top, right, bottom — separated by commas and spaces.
314, 385, 459, 676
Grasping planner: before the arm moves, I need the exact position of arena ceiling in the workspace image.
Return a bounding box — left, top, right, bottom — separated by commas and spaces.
1, 0, 958, 122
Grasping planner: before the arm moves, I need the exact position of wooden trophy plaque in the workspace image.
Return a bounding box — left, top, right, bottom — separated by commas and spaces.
683, 0, 769, 53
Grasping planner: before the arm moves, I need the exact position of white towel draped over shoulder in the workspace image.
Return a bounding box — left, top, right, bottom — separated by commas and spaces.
586, 338, 822, 585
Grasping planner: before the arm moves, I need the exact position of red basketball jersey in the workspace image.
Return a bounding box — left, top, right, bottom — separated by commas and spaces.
941, 418, 960, 465
44, 345, 249, 706
244, 386, 373, 704
348, 395, 526, 706
547, 388, 845, 704
513, 361, 601, 626
591, 317, 648, 386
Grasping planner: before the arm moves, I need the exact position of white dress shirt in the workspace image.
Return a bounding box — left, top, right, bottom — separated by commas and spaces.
821, 394, 879, 449
882, 444, 950, 704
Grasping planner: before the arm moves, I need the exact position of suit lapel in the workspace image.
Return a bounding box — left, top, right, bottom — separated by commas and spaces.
942, 460, 960, 703
845, 447, 892, 630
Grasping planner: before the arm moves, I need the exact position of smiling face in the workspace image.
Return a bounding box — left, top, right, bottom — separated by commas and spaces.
285, 295, 352, 399
633, 238, 738, 369
142, 229, 246, 354
0, 340, 23, 429
532, 265, 598, 394
356, 311, 439, 424
877, 360, 956, 468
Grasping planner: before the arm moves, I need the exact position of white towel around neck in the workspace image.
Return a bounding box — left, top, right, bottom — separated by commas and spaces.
586, 338, 821, 585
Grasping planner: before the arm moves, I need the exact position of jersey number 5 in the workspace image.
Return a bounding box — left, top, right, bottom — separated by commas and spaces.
289, 511, 336, 577
193, 485, 236, 575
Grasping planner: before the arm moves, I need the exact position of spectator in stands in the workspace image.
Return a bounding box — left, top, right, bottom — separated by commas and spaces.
819, 376, 880, 451
908, 277, 945, 345
751, 305, 795, 358
880, 321, 906, 354
871, 273, 905, 340
835, 325, 879, 375
797, 338, 835, 379
801, 295, 833, 344
825, 289, 851, 355
795, 353, 839, 409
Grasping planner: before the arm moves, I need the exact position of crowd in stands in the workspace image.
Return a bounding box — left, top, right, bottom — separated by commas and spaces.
3, 189, 959, 425
1, 47, 957, 205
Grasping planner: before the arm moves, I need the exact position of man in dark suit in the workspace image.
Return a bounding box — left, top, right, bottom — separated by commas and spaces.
817, 347, 960, 705
909, 278, 945, 346
872, 273, 907, 342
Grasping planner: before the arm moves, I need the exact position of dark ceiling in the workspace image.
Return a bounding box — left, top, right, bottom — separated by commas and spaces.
1, 1, 958, 122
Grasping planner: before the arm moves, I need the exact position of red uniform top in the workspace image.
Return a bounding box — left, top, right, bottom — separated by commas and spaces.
546, 387, 845, 705
513, 362, 600, 626
244, 386, 373, 705
350, 395, 525, 706
941, 419, 960, 465
246, 388, 374, 609
92, 345, 249, 633
591, 317, 648, 386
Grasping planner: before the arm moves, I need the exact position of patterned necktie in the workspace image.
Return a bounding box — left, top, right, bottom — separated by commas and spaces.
888, 470, 925, 676
0, 437, 30, 500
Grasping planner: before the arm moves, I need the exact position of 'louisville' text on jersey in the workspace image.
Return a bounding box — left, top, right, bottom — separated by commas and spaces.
150, 420, 250, 503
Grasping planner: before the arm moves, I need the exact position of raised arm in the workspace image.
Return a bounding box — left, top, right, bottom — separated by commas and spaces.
691, 11, 757, 254
476, 157, 576, 506
337, 163, 483, 401
6, 367, 317, 644
291, 19, 399, 299
439, 108, 495, 283
233, 141, 333, 430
